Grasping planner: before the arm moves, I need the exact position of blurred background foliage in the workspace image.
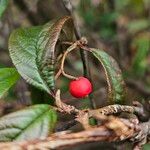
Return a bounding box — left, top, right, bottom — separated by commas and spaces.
0, 0, 149, 149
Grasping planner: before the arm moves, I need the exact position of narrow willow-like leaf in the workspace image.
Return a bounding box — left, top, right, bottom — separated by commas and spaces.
0, 68, 20, 98
0, 104, 57, 141
91, 48, 125, 104
0, 0, 9, 19
9, 16, 73, 95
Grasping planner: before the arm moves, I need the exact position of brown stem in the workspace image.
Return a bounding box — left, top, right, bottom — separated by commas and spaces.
88, 104, 135, 116
55, 90, 79, 114
55, 69, 62, 80
0, 116, 142, 149
61, 0, 96, 110
56, 39, 90, 80
60, 43, 78, 80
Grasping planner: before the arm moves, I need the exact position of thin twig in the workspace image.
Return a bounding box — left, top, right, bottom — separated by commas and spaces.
88, 103, 149, 120
60, 43, 78, 80
89, 104, 135, 116
55, 69, 62, 80
56, 38, 90, 80
61, 0, 96, 109
55, 90, 79, 114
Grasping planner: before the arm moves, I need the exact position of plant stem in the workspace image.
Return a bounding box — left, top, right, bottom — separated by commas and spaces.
61, 0, 96, 110
60, 43, 78, 80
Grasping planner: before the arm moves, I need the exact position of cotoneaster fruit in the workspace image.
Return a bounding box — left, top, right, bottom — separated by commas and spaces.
69, 77, 92, 98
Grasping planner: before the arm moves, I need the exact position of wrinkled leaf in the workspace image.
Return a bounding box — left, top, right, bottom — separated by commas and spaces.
0, 0, 8, 19
0, 104, 57, 141
91, 48, 125, 104
9, 16, 73, 95
0, 68, 20, 98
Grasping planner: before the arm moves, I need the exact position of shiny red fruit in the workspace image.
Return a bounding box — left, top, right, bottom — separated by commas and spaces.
69, 77, 92, 98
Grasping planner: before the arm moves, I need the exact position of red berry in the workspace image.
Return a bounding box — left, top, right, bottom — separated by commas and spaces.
69, 77, 92, 98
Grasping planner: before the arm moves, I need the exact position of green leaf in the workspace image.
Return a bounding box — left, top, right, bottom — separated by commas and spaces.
0, 68, 20, 98
0, 104, 57, 141
9, 16, 73, 95
91, 48, 126, 104
0, 0, 9, 19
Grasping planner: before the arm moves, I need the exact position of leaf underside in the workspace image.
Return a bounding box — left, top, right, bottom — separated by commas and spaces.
9, 16, 74, 95
0, 104, 57, 142
91, 48, 126, 104
0, 68, 20, 98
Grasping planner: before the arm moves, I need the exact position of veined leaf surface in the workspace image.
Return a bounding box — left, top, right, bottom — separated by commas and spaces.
9, 16, 73, 95
0, 104, 57, 141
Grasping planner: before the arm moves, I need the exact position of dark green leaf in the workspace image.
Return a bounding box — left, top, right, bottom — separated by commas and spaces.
0, 104, 57, 141
91, 48, 126, 104
0, 68, 20, 98
9, 16, 73, 95
0, 0, 9, 19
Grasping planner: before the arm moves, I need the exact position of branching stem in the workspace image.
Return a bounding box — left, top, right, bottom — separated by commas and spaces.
61, 0, 96, 110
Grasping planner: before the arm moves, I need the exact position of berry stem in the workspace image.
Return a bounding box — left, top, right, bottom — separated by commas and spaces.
55, 42, 79, 80
61, 43, 78, 80
62, 0, 96, 120
59, 39, 90, 80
